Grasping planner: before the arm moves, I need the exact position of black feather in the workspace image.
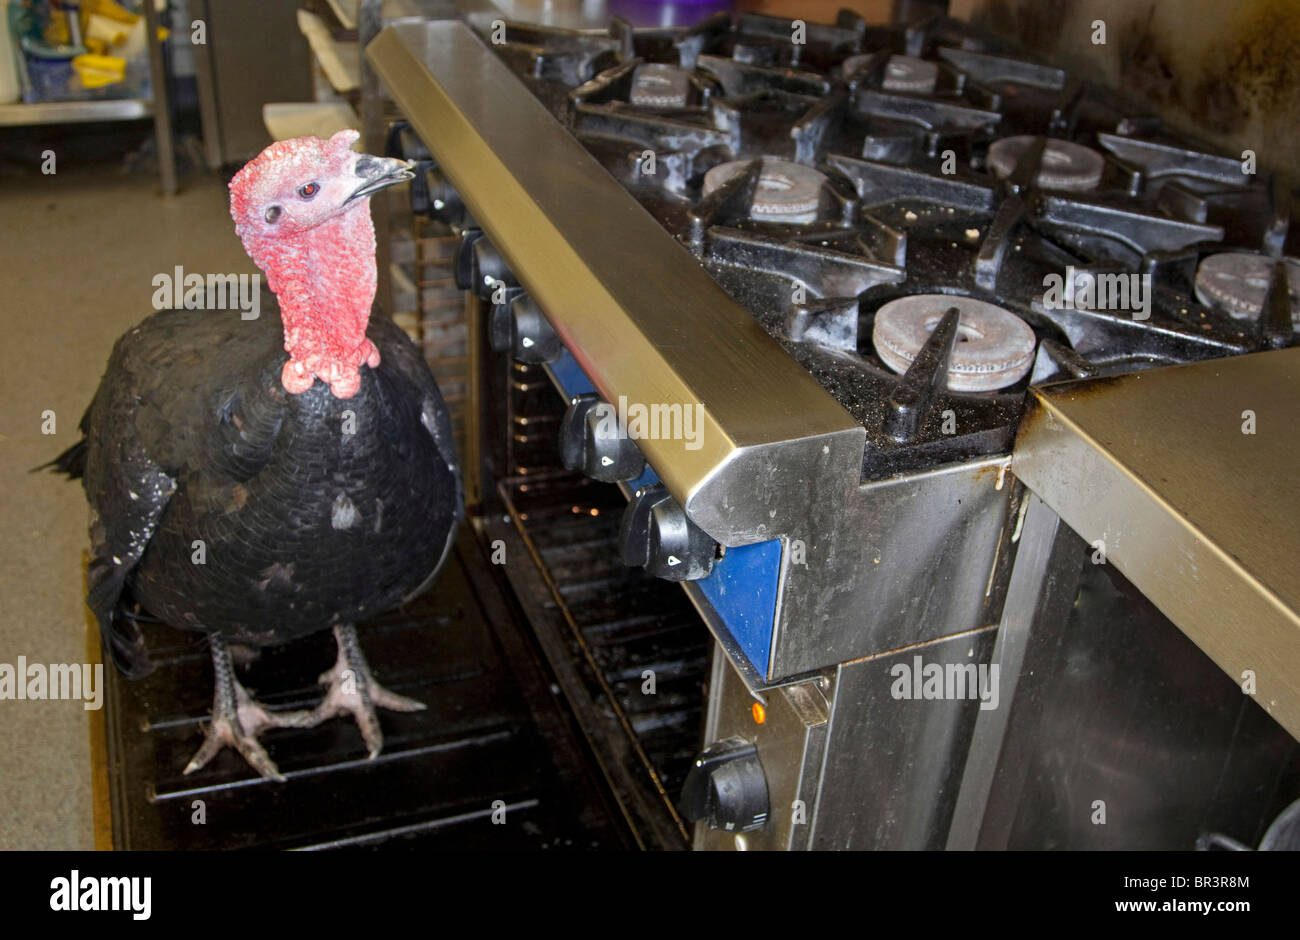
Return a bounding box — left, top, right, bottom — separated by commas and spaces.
35, 401, 94, 478
61, 300, 461, 678
34, 438, 88, 479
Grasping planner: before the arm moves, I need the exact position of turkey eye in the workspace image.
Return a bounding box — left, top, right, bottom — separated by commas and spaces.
297, 182, 320, 199
264, 205, 282, 224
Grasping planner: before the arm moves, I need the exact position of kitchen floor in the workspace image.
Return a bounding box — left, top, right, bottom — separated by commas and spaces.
0, 153, 256, 849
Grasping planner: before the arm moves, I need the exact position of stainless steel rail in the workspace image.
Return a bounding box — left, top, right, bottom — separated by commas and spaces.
366, 20, 865, 547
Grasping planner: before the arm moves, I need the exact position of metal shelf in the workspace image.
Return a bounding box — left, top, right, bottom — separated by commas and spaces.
0, 1, 176, 191
0, 97, 153, 127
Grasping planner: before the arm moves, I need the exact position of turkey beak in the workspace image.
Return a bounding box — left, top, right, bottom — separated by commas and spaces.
346, 154, 416, 203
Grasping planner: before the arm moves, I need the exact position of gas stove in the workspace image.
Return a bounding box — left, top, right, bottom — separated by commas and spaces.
460, 12, 1293, 482
368, 6, 1300, 851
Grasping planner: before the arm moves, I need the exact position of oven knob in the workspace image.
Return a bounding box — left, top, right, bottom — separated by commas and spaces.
680, 737, 770, 833
620, 483, 716, 581
511, 294, 561, 364
385, 119, 431, 161
455, 229, 486, 291
423, 167, 465, 225
406, 160, 437, 216
472, 239, 515, 301
560, 394, 646, 483
487, 286, 527, 353
385, 121, 449, 220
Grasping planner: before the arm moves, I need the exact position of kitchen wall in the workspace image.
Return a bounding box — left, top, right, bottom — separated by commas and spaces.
949, 0, 1300, 178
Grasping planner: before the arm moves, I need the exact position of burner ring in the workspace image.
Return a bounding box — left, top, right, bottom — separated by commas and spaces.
987, 136, 1105, 192
1195, 252, 1300, 325
872, 295, 1037, 392
629, 63, 690, 108
882, 55, 939, 93
702, 158, 827, 224
842, 54, 939, 93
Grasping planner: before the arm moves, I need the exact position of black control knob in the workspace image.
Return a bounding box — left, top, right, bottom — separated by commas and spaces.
406, 160, 437, 217
455, 229, 486, 291
408, 164, 464, 223
487, 286, 527, 353
560, 393, 646, 483
422, 167, 465, 225
472, 239, 515, 301
680, 737, 770, 833
385, 121, 441, 219
620, 483, 717, 581
385, 119, 432, 162
511, 294, 561, 363
431, 171, 467, 226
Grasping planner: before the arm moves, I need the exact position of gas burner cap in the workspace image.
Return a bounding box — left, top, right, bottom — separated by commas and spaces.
872, 295, 1037, 392
1195, 252, 1300, 324
843, 54, 939, 93
702, 158, 827, 225
630, 63, 691, 108
986, 136, 1105, 192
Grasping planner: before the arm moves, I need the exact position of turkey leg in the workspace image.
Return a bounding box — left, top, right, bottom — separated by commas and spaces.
184, 634, 319, 782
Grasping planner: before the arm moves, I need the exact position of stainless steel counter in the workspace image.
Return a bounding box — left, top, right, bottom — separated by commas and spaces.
1012, 347, 1300, 740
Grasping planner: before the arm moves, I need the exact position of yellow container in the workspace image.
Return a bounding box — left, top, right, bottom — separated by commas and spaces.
82, 0, 140, 26
72, 53, 127, 89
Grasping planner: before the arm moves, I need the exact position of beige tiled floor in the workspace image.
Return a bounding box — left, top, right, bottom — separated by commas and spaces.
0, 166, 257, 849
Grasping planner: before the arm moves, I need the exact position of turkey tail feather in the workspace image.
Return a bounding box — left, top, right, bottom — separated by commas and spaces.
100, 611, 154, 679
33, 438, 88, 480
87, 557, 155, 679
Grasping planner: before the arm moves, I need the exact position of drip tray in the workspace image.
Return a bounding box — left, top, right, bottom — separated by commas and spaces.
101, 531, 630, 850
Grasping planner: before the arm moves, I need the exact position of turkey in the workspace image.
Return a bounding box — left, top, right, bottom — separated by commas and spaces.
46, 129, 463, 781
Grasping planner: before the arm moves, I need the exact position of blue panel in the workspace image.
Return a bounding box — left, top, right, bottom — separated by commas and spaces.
697, 538, 783, 678
547, 349, 595, 398
547, 346, 781, 678
628, 463, 660, 491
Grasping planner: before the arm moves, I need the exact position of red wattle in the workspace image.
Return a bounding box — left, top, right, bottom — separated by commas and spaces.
252, 202, 382, 399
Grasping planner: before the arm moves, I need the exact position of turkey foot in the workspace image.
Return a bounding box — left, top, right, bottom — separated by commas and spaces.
185, 634, 319, 782
312, 623, 425, 758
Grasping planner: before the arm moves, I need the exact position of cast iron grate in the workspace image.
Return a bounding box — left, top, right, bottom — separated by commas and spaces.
102, 535, 630, 850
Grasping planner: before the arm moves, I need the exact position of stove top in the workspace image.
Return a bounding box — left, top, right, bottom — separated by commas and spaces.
433, 11, 1295, 480
364, 14, 1300, 846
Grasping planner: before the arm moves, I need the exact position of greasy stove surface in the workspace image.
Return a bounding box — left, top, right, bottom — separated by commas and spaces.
443, 13, 1294, 481
102, 534, 630, 850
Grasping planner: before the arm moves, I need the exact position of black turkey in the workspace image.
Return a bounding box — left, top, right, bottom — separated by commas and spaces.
46, 130, 462, 780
